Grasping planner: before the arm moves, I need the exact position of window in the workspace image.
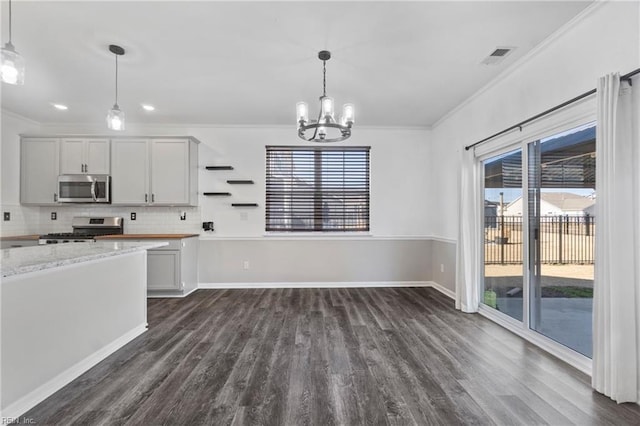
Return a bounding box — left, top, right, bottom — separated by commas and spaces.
266, 146, 370, 232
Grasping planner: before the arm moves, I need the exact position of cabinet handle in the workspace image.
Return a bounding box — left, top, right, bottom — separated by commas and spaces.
145, 193, 148, 203
84, 164, 88, 173
54, 193, 58, 202
152, 193, 155, 202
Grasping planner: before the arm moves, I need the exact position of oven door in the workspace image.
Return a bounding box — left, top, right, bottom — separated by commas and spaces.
57, 175, 111, 203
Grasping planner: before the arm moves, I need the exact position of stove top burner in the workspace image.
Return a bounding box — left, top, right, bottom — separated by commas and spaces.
40, 232, 96, 239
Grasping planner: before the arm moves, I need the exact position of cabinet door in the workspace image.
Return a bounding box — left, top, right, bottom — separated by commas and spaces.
147, 251, 182, 290
59, 139, 85, 174
86, 139, 110, 174
21, 138, 59, 204
150, 139, 190, 205
111, 139, 149, 204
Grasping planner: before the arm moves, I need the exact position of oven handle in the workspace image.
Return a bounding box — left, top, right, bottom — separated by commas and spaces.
91, 179, 97, 202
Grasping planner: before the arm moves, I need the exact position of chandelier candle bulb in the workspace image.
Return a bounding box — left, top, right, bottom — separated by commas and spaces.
296, 101, 309, 124
321, 96, 335, 120
342, 103, 355, 125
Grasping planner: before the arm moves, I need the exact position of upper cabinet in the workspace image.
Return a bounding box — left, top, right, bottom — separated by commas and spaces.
21, 138, 60, 205
21, 135, 199, 206
111, 139, 149, 205
150, 139, 198, 205
111, 137, 198, 206
60, 138, 110, 174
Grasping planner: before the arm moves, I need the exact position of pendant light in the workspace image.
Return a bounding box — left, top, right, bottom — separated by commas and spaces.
106, 44, 125, 131
296, 51, 354, 143
1, 0, 25, 85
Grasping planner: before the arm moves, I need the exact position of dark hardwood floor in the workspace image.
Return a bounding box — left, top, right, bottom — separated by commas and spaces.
23, 288, 640, 425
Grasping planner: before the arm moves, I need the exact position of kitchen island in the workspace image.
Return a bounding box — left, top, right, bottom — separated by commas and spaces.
0, 241, 167, 419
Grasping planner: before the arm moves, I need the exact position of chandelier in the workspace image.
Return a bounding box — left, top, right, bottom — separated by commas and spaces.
296, 51, 354, 143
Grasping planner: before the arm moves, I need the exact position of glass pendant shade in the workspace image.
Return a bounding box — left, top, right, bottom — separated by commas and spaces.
342, 103, 355, 125
320, 97, 335, 120
296, 101, 308, 123
1, 43, 25, 85
106, 105, 125, 131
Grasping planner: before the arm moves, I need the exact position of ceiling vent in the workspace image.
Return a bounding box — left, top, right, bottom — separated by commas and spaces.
481, 46, 516, 65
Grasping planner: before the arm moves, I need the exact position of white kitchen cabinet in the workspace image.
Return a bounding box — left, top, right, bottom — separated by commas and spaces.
110, 139, 149, 204
60, 138, 110, 174
20, 138, 60, 205
100, 236, 198, 296
147, 251, 181, 290
111, 137, 198, 206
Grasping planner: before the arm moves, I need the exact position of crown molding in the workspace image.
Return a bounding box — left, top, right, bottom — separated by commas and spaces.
431, 1, 605, 130
1, 108, 41, 126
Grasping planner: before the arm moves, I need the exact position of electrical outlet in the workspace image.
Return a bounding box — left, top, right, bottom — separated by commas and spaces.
3, 212, 10, 221
51, 212, 57, 221
180, 211, 187, 221
440, 264, 444, 273
243, 260, 250, 270
130, 212, 137, 221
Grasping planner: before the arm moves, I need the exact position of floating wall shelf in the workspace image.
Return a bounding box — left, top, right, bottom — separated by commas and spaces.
206, 166, 234, 170
232, 203, 258, 207
203, 192, 232, 196
227, 180, 254, 184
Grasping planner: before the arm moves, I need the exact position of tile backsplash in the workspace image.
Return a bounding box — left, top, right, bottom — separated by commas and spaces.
1, 204, 202, 236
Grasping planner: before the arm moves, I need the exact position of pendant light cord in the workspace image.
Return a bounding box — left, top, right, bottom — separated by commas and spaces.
8, 0, 12, 44
115, 53, 118, 105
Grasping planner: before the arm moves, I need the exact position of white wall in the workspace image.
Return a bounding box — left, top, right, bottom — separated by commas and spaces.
29, 123, 431, 238
429, 1, 640, 240
0, 111, 42, 235
1, 119, 432, 284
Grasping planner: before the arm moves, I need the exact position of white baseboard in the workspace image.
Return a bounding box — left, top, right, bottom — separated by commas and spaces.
198, 281, 431, 289
147, 287, 198, 298
426, 281, 456, 299
1, 324, 147, 419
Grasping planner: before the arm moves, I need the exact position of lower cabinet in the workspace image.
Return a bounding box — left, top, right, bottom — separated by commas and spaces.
147, 251, 181, 291
103, 237, 198, 297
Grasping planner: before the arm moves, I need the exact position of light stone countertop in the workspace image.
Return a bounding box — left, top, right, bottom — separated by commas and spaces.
1, 241, 169, 278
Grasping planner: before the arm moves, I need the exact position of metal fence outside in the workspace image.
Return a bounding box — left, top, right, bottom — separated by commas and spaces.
485, 215, 594, 265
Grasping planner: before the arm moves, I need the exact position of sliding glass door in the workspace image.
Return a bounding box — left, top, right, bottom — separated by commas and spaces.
483, 148, 523, 322
482, 123, 595, 358
527, 124, 595, 357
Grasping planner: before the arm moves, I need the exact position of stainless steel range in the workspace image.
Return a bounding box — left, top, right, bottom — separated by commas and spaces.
39, 216, 124, 245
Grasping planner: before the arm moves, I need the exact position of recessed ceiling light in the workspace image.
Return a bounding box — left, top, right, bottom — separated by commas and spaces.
141, 104, 155, 111
51, 103, 68, 110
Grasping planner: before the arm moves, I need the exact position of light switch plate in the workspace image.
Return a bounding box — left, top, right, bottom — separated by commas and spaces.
3, 212, 10, 221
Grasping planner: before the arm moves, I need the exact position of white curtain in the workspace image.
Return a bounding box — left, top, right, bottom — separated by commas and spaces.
455, 148, 481, 313
592, 73, 640, 403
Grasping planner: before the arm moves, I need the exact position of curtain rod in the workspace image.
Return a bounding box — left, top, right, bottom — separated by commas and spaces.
464, 67, 640, 151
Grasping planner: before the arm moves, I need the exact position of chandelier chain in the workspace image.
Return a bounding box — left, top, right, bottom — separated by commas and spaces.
322, 60, 326, 97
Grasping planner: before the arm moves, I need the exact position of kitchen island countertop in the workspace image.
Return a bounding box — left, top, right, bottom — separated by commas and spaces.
1, 241, 168, 278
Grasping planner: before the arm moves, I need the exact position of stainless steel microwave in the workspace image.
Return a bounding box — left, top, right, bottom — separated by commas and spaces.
57, 174, 111, 203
